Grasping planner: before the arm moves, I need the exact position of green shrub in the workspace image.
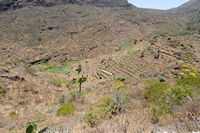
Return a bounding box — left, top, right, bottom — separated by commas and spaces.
119, 43, 133, 51
144, 80, 192, 122
26, 123, 48, 133
43, 62, 54, 70
49, 78, 63, 87
57, 102, 75, 116
84, 95, 127, 127
83, 106, 106, 127
114, 75, 125, 81
144, 81, 170, 103
99, 96, 117, 116
84, 96, 115, 127
26, 123, 37, 133
151, 105, 171, 122
9, 111, 17, 117
176, 74, 200, 89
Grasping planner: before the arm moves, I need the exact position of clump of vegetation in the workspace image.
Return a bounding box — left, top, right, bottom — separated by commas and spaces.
68, 87, 85, 102
44, 61, 74, 75
118, 43, 134, 51
144, 79, 193, 122
26, 67, 37, 75
43, 62, 54, 70
49, 78, 63, 87
113, 81, 129, 112
9, 111, 18, 117
26, 123, 48, 133
177, 63, 200, 89
65, 78, 86, 103
118, 42, 136, 56
84, 81, 129, 127
83, 96, 116, 127
114, 75, 125, 81
57, 102, 75, 116
83, 106, 105, 127
177, 74, 200, 89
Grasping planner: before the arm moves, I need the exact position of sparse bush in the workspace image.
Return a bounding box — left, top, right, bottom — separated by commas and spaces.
119, 43, 133, 51
57, 102, 75, 116
114, 75, 125, 81
113, 81, 129, 113
113, 80, 126, 91
100, 96, 119, 116
177, 75, 200, 89
117, 42, 136, 56
68, 88, 84, 102
66, 77, 86, 102
83, 106, 106, 127
43, 62, 54, 70
84, 96, 115, 127
9, 111, 17, 117
151, 105, 171, 122
144, 81, 170, 103
144, 80, 192, 122
49, 78, 63, 87
84, 82, 129, 127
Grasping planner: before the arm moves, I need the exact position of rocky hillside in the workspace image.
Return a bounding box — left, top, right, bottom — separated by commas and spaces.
0, 0, 130, 11
0, 0, 199, 133
168, 0, 200, 34
177, 0, 200, 10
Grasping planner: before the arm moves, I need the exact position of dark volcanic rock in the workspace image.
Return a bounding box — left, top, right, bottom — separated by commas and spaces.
0, 0, 130, 11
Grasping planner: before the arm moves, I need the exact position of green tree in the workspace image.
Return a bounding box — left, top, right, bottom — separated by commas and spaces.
75, 65, 82, 74
77, 75, 87, 93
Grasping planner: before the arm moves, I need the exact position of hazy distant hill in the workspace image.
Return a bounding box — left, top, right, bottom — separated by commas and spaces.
178, 0, 200, 10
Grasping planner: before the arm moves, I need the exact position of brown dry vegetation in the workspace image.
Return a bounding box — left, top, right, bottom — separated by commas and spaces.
0, 0, 200, 132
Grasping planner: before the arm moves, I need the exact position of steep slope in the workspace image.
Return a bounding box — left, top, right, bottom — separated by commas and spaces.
0, 5, 159, 69
169, 0, 200, 33
177, 0, 200, 10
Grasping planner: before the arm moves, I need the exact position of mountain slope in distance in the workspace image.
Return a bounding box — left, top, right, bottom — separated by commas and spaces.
0, 0, 131, 11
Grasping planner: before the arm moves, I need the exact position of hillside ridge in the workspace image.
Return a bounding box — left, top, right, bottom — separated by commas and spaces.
0, 0, 130, 11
